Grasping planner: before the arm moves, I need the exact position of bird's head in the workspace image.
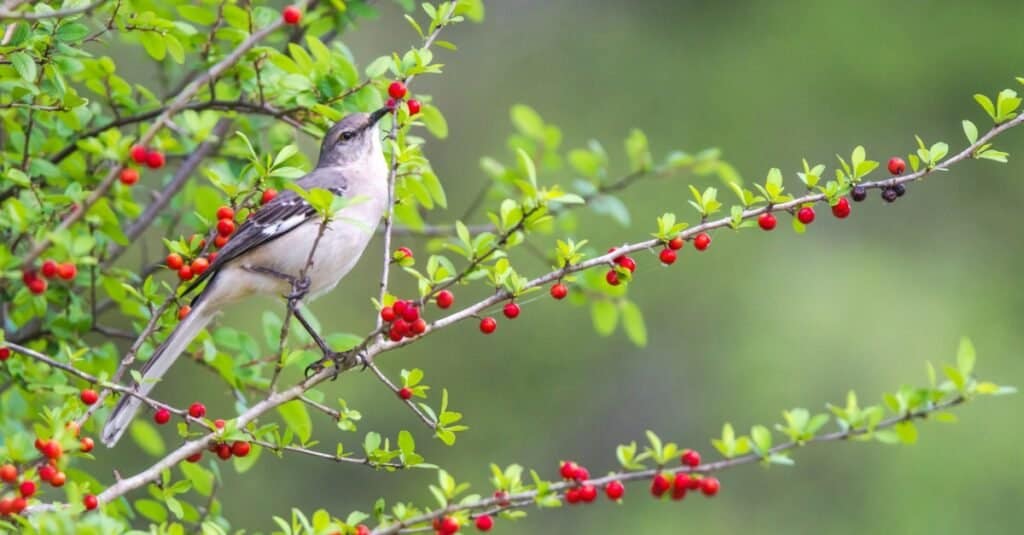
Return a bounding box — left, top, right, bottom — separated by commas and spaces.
317, 107, 390, 167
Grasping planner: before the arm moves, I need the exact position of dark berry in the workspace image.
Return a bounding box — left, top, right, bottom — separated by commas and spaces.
851, 185, 868, 202
881, 188, 898, 203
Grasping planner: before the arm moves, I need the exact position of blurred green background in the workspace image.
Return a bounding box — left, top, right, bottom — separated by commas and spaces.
102, 1, 1024, 532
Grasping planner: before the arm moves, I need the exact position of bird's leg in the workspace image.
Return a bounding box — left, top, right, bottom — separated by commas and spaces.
242, 265, 311, 303
304, 347, 368, 381
292, 308, 331, 355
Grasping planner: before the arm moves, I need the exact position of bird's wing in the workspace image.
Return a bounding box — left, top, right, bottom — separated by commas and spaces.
182, 167, 348, 297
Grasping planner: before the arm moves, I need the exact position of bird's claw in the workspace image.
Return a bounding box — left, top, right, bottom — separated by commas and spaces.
287, 276, 312, 302
303, 349, 368, 380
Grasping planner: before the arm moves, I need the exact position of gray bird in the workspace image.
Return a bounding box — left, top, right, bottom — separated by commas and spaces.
102, 108, 391, 447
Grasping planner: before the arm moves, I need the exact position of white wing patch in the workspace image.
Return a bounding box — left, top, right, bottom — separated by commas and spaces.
261, 212, 309, 236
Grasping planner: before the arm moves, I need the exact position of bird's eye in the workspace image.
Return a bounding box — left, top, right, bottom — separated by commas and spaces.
340, 130, 355, 141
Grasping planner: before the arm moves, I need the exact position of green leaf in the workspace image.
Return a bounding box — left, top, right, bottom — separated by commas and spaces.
894, 421, 918, 444
956, 337, 976, 377
9, 52, 36, 82
591, 301, 618, 336
510, 105, 545, 140
365, 56, 392, 78
620, 300, 647, 347
178, 4, 218, 24
56, 22, 90, 42
134, 498, 168, 523
140, 33, 167, 61
974, 94, 996, 121
130, 420, 167, 457
420, 104, 448, 138
962, 120, 978, 144
278, 401, 312, 443
180, 462, 214, 497
515, 148, 537, 188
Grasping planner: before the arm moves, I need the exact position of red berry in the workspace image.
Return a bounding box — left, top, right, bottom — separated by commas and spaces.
380, 306, 396, 322
673, 473, 689, 492
10, 497, 26, 514
216, 206, 234, 220
178, 305, 191, 320
650, 473, 671, 497
550, 283, 568, 300
214, 419, 226, 429
186, 451, 203, 463
579, 485, 598, 503
0, 464, 17, 483
605, 270, 620, 286
393, 300, 409, 316
396, 246, 413, 260
503, 302, 520, 319
398, 387, 413, 400
154, 408, 171, 425
402, 305, 419, 322
559, 461, 578, 480
493, 490, 510, 506
681, 449, 701, 467
388, 324, 404, 342
80, 389, 99, 405
573, 466, 590, 481
0, 347, 10, 361
410, 318, 427, 335
216, 443, 232, 460
282, 5, 301, 24
28, 277, 46, 293
188, 402, 206, 418
83, 494, 98, 510
565, 488, 581, 504
797, 206, 815, 224
479, 317, 497, 334
685, 474, 701, 490
694, 233, 711, 251
0, 498, 12, 516
39, 465, 56, 482
388, 81, 407, 99
261, 188, 278, 205
407, 99, 422, 115
616, 256, 637, 272
214, 235, 229, 248
474, 514, 493, 531
392, 318, 410, 337
438, 516, 459, 534
120, 168, 139, 186
355, 525, 371, 535
385, 97, 397, 110
659, 248, 677, 265
19, 480, 36, 498
888, 157, 906, 175
604, 480, 624, 500
831, 197, 851, 219
49, 471, 66, 487
758, 212, 777, 231
191, 257, 209, 276
436, 290, 454, 309
41, 440, 62, 460
145, 151, 165, 169
668, 236, 685, 250
231, 441, 251, 457
57, 263, 76, 280
700, 477, 720, 496
166, 253, 184, 270
130, 145, 148, 163
178, 265, 193, 281
41, 260, 59, 278
217, 218, 235, 237
80, 437, 94, 453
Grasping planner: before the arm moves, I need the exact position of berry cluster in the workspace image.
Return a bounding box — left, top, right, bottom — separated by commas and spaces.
123, 144, 166, 185
381, 299, 428, 341
649, 449, 720, 500
166, 203, 241, 288
1, 429, 98, 516
384, 80, 422, 117
20, 258, 78, 295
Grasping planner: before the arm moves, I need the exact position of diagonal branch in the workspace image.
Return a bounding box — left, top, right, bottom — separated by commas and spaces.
0, 0, 107, 20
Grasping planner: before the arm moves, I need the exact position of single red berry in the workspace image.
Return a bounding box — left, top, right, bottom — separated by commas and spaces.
214, 234, 229, 248
216, 206, 234, 220
0, 498, 12, 516
216, 443, 232, 460
393, 300, 409, 316
573, 466, 590, 482
388, 324, 404, 342
19, 480, 36, 498
604, 480, 624, 500
0, 347, 10, 361
681, 449, 701, 467
550, 283, 568, 300
685, 474, 701, 490
178, 305, 191, 320
355, 525, 371, 535
34, 437, 46, 451
39, 465, 56, 482
650, 473, 671, 497
398, 387, 413, 400
831, 197, 851, 219
380, 306, 396, 322
28, 277, 46, 293
659, 248, 677, 265
154, 408, 171, 425
475, 514, 493, 531
186, 451, 203, 463
80, 389, 99, 405
396, 246, 413, 260
436, 289, 454, 309
410, 318, 427, 335
231, 441, 251, 457
57, 263, 76, 281
565, 488, 581, 504
11, 497, 26, 514
49, 471, 66, 487
559, 461, 578, 480
385, 97, 397, 110
80, 437, 94, 453
166, 253, 184, 270
120, 168, 139, 186
797, 206, 815, 224
438, 516, 459, 534
888, 157, 906, 175
178, 265, 193, 281
213, 419, 226, 429
493, 490, 510, 506
0, 464, 17, 483
261, 188, 278, 205
694, 233, 711, 251
671, 486, 687, 501
22, 268, 38, 285
282, 5, 301, 25
673, 473, 690, 492
579, 485, 598, 503
83, 494, 98, 510
388, 81, 407, 99
130, 145, 148, 163
217, 218, 235, 237
700, 477, 720, 496
605, 269, 620, 286
503, 302, 520, 319
41, 440, 62, 460
668, 236, 685, 250
188, 402, 206, 419
145, 151, 165, 169
191, 257, 209, 276
479, 317, 497, 334
41, 260, 59, 278
616, 256, 637, 272
392, 318, 410, 337
758, 212, 777, 231
402, 305, 419, 322
407, 99, 422, 115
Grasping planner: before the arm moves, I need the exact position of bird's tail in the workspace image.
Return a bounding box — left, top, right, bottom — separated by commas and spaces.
101, 298, 216, 447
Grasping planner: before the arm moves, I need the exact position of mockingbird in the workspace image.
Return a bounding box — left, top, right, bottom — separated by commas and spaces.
101, 107, 391, 447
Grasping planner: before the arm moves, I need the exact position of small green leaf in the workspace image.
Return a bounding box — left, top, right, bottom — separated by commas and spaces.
129, 420, 167, 457
278, 401, 312, 443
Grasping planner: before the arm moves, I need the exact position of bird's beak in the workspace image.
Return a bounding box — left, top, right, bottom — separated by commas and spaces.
369, 106, 391, 125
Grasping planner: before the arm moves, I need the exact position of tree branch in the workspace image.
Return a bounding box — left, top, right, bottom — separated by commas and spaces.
0, 0, 107, 20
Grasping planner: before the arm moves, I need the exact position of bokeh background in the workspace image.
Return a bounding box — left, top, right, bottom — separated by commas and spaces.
102, 1, 1024, 532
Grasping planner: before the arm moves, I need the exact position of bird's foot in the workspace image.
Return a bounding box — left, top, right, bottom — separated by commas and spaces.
287, 276, 312, 303
304, 349, 368, 380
